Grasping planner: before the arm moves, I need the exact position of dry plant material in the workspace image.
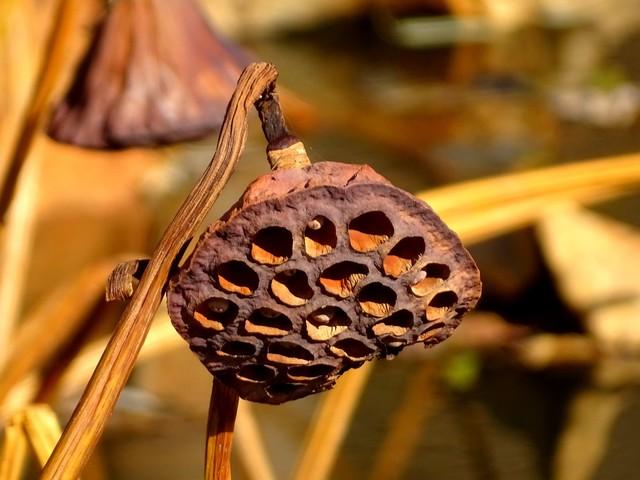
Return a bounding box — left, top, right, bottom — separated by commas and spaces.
168, 164, 481, 403
0, 257, 130, 404
0, 0, 81, 221
48, 0, 248, 148
0, 412, 28, 480
205, 379, 239, 480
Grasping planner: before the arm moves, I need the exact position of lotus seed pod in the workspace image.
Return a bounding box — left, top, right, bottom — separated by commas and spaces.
167, 161, 481, 404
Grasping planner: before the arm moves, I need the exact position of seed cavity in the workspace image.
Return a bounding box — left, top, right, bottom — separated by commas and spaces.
417, 322, 446, 342
266, 342, 314, 365
306, 307, 351, 341
193, 298, 237, 331
426, 290, 458, 320
411, 263, 451, 297
319, 261, 368, 298
216, 261, 259, 296
244, 309, 292, 337
330, 338, 375, 361
218, 340, 257, 358
270, 270, 314, 306
357, 283, 397, 317
304, 216, 337, 257
288, 363, 336, 381
372, 310, 414, 337
251, 226, 293, 265
236, 364, 277, 383
383, 237, 425, 277
266, 383, 304, 398
348, 211, 394, 252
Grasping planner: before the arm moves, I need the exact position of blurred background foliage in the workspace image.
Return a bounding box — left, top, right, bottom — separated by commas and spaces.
1, 0, 640, 479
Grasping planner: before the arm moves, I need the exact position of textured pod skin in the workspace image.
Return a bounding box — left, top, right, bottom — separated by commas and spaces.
167, 162, 481, 404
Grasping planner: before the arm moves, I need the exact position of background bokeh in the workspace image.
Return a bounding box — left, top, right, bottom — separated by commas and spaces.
1, 1, 640, 479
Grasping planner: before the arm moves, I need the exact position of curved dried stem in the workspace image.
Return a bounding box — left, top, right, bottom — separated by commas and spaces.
41, 62, 280, 479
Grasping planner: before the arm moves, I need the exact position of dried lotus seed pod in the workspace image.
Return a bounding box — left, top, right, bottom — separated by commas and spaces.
167, 161, 481, 404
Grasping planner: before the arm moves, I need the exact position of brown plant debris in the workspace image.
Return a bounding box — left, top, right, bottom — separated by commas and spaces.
47, 0, 248, 148
168, 162, 481, 404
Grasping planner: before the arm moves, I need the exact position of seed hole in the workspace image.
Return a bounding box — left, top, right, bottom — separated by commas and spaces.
251, 226, 293, 265
216, 261, 259, 296
372, 310, 414, 337
304, 216, 337, 257
267, 342, 314, 365
383, 237, 425, 277
237, 364, 277, 383
271, 270, 314, 306
218, 340, 256, 358
410, 263, 451, 297
306, 307, 351, 341
426, 290, 458, 320
244, 309, 292, 337
288, 363, 336, 381
348, 211, 394, 252
357, 283, 397, 317
418, 322, 446, 342
193, 298, 238, 331
266, 383, 304, 398
319, 261, 368, 298
330, 338, 375, 361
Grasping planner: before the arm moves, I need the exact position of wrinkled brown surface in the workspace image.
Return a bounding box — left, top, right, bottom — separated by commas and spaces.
167, 162, 481, 404
48, 0, 248, 148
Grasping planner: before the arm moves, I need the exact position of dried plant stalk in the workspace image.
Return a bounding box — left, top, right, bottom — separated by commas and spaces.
205, 379, 239, 480
425, 153, 640, 217
0, 412, 28, 480
0, 156, 40, 370
235, 402, 276, 480
21, 404, 62, 467
370, 363, 439, 480
41, 62, 279, 479
0, 0, 80, 221
292, 364, 374, 480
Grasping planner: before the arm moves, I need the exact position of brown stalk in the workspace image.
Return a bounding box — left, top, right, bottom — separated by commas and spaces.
0, 0, 80, 221
41, 62, 281, 479
205, 379, 240, 480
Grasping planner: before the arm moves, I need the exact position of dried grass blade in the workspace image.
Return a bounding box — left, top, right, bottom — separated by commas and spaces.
0, 0, 81, 220
0, 411, 28, 480
21, 404, 62, 467
0, 156, 39, 369
292, 363, 374, 480
236, 401, 276, 480
369, 363, 439, 480
0, 256, 136, 404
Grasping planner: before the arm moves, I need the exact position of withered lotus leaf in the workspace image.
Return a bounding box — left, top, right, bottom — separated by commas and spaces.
48, 0, 249, 148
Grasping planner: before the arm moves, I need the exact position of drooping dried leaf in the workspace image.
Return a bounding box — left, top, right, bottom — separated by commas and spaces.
538, 202, 640, 351
48, 0, 249, 148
